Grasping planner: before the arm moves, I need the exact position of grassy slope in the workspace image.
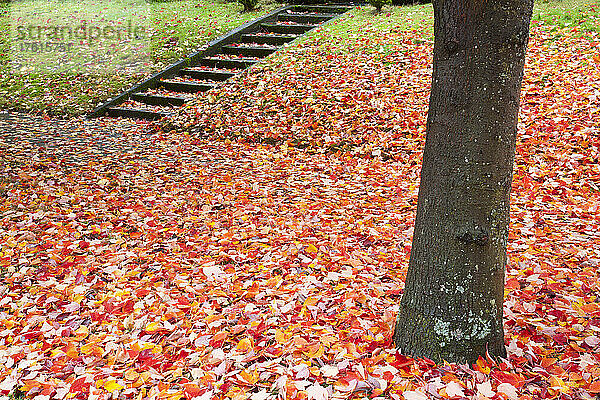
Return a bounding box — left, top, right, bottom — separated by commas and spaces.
311, 0, 599, 47
533, 0, 600, 32
0, 0, 279, 117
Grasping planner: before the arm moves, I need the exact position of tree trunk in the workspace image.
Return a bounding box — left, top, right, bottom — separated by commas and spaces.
393, 0, 533, 364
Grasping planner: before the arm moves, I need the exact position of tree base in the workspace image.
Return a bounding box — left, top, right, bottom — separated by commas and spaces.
394, 303, 507, 365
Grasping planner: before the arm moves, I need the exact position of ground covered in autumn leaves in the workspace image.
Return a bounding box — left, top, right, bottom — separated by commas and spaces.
1, 3, 600, 400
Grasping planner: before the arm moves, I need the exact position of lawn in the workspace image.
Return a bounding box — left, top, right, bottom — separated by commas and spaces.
0, 0, 279, 117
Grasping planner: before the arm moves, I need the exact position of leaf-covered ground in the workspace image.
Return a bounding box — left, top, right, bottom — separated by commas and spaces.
1, 3, 600, 400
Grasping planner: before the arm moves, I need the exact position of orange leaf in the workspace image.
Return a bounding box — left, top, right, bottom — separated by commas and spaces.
275, 329, 288, 344
475, 356, 491, 374
73, 325, 89, 340
293, 336, 309, 349
205, 315, 222, 324
124, 369, 140, 381
588, 381, 600, 393
211, 331, 228, 346
20, 379, 40, 392
238, 369, 259, 385
62, 342, 79, 359
304, 343, 325, 358
184, 383, 203, 397
304, 297, 318, 307
540, 358, 557, 368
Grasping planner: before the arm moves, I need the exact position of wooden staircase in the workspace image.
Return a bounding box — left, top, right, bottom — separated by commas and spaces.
89, 4, 354, 120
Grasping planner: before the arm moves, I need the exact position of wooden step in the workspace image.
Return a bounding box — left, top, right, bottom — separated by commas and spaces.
240, 33, 297, 46
198, 57, 260, 70
261, 23, 318, 35
178, 69, 237, 81
106, 107, 170, 120
220, 44, 279, 58
158, 80, 216, 93
290, 5, 352, 14
131, 93, 187, 107
278, 12, 337, 24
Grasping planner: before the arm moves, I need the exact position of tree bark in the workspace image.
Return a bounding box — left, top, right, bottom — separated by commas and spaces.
393, 0, 533, 364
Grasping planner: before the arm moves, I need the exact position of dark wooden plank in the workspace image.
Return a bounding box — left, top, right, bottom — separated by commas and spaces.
221, 44, 279, 58
178, 69, 237, 81
158, 81, 216, 93
278, 12, 336, 24
198, 57, 260, 70
240, 33, 297, 46
130, 93, 187, 107
106, 107, 169, 120
261, 23, 318, 35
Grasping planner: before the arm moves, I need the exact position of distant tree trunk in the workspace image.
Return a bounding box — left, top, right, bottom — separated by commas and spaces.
393, 0, 533, 364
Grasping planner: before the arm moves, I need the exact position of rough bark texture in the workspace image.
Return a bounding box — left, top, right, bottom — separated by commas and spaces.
393, 0, 533, 364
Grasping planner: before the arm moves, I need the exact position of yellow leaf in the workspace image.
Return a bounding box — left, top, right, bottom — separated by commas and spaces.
306, 244, 318, 253
103, 379, 124, 392
80, 342, 98, 355
171, 368, 183, 378
79, 343, 93, 355
236, 338, 254, 353
145, 322, 161, 333
275, 329, 287, 344
50, 349, 63, 357
72, 294, 84, 304
549, 376, 569, 393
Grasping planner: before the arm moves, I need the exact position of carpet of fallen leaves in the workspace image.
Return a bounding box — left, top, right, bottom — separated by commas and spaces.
1, 7, 600, 400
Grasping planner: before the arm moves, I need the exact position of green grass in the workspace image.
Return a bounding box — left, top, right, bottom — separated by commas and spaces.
533, 0, 600, 33
147, 0, 280, 67
0, 0, 280, 116
310, 3, 434, 47
286, 0, 598, 61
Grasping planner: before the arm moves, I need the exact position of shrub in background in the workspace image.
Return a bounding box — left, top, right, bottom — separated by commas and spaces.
370, 0, 390, 13
238, 0, 258, 12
